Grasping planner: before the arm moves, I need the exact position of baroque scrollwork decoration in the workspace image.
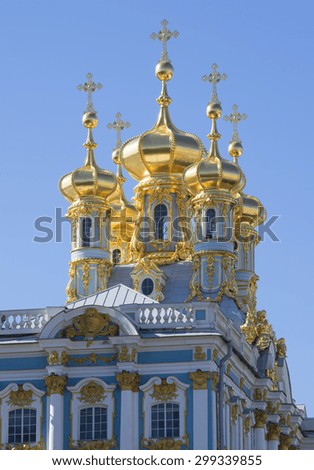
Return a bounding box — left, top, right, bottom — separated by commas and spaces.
150, 378, 178, 401
5, 439, 45, 450
78, 381, 106, 404
141, 434, 189, 450
194, 346, 206, 361
63, 308, 119, 342
7, 385, 34, 408
69, 437, 117, 450
61, 352, 116, 366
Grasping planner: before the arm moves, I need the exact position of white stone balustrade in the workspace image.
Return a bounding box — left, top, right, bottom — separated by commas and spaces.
0, 308, 61, 335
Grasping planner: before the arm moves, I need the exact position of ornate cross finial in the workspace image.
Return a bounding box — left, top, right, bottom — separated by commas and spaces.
77, 73, 103, 112
150, 19, 179, 61
224, 104, 247, 142
202, 64, 227, 104
107, 112, 131, 149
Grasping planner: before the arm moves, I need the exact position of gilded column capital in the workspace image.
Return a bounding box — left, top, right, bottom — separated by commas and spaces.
231, 404, 238, 422
44, 374, 67, 396
116, 371, 140, 392
266, 422, 280, 441
189, 370, 210, 390
254, 409, 267, 428
211, 371, 219, 390
279, 433, 292, 450
244, 416, 251, 434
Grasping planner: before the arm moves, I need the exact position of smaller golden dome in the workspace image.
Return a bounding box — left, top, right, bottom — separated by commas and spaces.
184, 115, 244, 195
59, 154, 117, 203
239, 193, 266, 227
59, 112, 117, 204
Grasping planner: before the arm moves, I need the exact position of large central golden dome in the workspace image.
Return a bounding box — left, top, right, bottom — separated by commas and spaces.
120, 62, 205, 181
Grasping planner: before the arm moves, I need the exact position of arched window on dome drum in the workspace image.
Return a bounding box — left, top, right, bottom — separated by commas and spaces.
112, 249, 121, 265
8, 408, 37, 444
151, 403, 180, 439
79, 407, 107, 441
205, 209, 216, 239
82, 217, 93, 247
154, 204, 168, 241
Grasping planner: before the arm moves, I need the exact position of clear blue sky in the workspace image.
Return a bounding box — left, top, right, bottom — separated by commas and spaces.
1, 0, 313, 413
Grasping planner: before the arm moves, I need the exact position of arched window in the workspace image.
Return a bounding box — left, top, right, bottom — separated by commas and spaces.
82, 217, 93, 247
8, 408, 36, 444
205, 209, 216, 239
79, 407, 107, 441
141, 278, 154, 296
151, 403, 180, 438
154, 204, 168, 240
112, 249, 121, 265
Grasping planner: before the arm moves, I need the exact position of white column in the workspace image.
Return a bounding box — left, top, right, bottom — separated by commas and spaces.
225, 404, 231, 449
266, 422, 280, 450
211, 378, 218, 450
117, 371, 139, 450
45, 374, 67, 450
189, 371, 210, 450
255, 428, 266, 449
254, 410, 267, 450
243, 416, 252, 449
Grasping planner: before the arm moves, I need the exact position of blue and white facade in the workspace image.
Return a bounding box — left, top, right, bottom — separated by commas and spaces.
0, 21, 313, 451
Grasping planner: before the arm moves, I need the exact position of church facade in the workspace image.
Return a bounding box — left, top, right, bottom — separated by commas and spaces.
0, 20, 313, 451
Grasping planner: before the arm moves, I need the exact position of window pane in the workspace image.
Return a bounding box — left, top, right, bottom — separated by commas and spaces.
8, 409, 37, 444
80, 407, 107, 441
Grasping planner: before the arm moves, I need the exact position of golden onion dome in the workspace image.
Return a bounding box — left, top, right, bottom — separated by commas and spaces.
184, 106, 243, 195
120, 61, 205, 181
184, 66, 245, 195
240, 192, 266, 228
59, 111, 117, 203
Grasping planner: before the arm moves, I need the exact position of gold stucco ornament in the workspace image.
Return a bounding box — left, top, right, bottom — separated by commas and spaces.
64, 308, 119, 341
7, 385, 34, 408
150, 378, 178, 401
78, 381, 106, 404
142, 434, 189, 450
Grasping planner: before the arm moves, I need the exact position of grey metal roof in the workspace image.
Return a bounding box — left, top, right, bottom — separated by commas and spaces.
108, 262, 193, 304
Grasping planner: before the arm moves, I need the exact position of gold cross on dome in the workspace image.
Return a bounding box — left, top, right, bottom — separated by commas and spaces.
77, 73, 103, 112
150, 19, 179, 61
224, 104, 247, 142
202, 64, 227, 103
107, 112, 131, 149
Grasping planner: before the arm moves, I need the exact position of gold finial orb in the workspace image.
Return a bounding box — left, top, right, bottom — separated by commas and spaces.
207, 102, 222, 119
228, 141, 243, 158
82, 111, 98, 129
155, 61, 174, 81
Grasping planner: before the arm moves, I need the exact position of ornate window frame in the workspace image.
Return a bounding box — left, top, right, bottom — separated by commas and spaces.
0, 383, 44, 449
67, 378, 116, 449
150, 200, 172, 243
140, 376, 189, 449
